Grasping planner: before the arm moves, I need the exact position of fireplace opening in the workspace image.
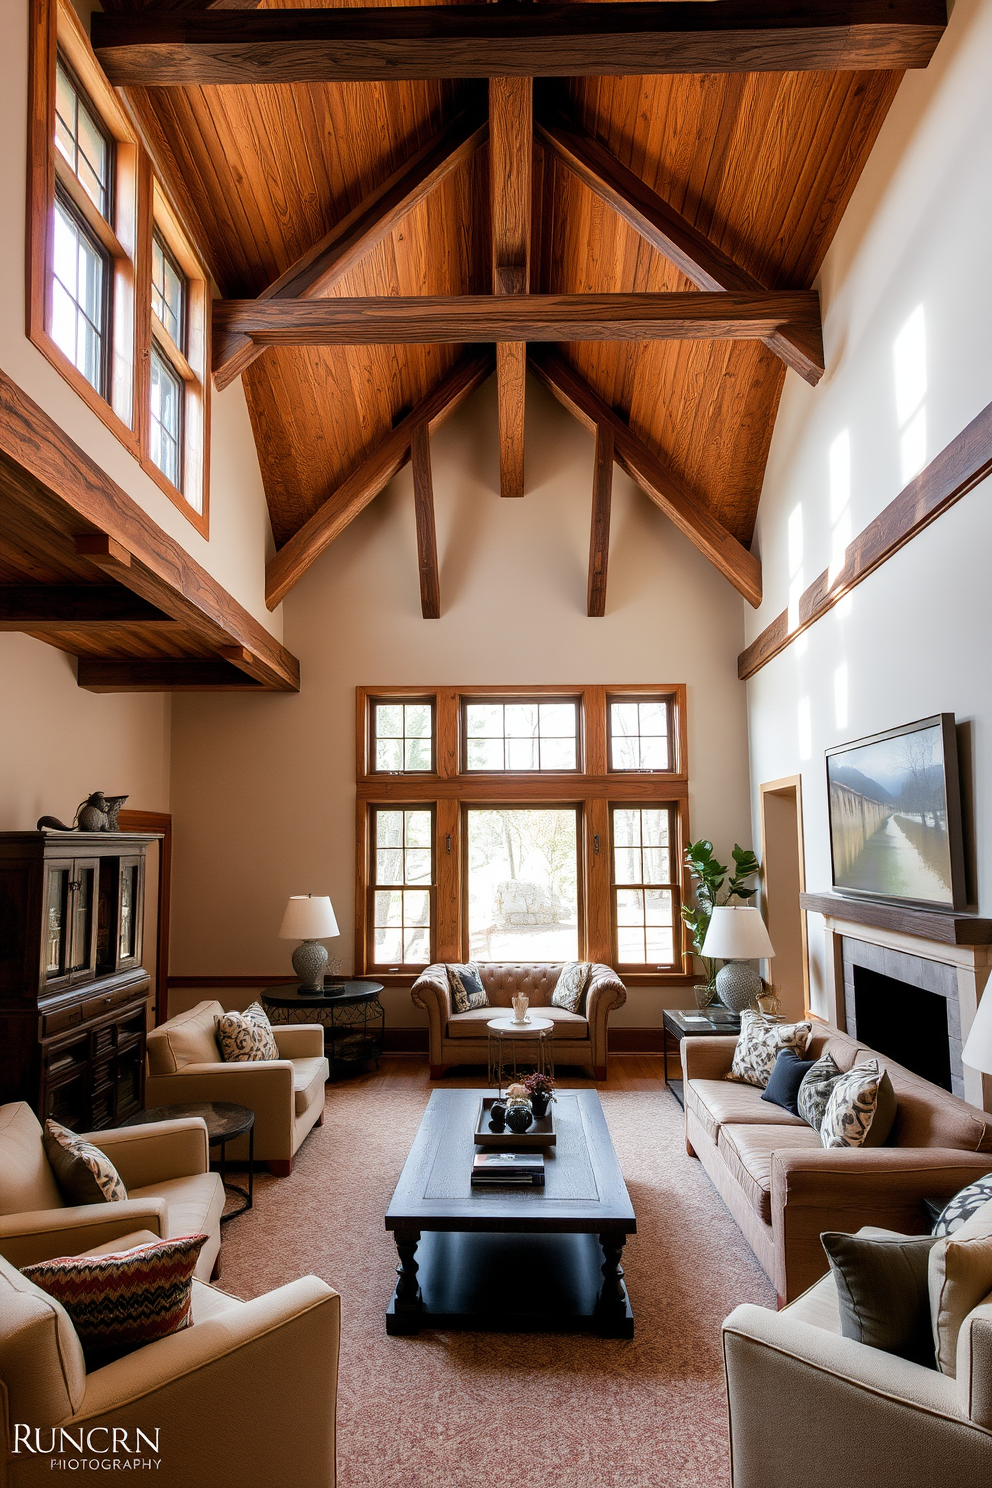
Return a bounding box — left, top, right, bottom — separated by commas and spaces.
853, 966, 953, 1091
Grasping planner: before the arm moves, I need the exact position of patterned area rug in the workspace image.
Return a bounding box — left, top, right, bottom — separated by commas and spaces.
218, 1083, 775, 1488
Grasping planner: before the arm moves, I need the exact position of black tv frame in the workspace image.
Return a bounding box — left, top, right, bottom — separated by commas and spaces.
825, 713, 967, 913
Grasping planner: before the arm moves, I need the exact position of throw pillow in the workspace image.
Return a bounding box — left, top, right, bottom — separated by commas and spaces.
216, 1001, 279, 1062
43, 1120, 127, 1205
929, 1197, 992, 1375
932, 1175, 992, 1237
819, 1059, 897, 1149
22, 1233, 207, 1369
821, 1230, 939, 1367
797, 1052, 845, 1131
726, 1010, 813, 1089
551, 962, 592, 1014
760, 1049, 818, 1117
446, 962, 488, 1014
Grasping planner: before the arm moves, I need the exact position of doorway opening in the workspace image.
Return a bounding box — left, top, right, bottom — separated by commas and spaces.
759, 777, 809, 1022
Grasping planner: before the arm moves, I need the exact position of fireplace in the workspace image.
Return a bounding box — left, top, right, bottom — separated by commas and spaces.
852, 966, 953, 1092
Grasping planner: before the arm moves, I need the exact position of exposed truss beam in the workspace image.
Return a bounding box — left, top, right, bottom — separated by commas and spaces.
213, 108, 489, 391
587, 426, 615, 618
530, 349, 762, 607
77, 660, 265, 692
0, 585, 177, 631
535, 108, 824, 386
92, 2, 947, 86
490, 78, 532, 499
213, 291, 820, 347
411, 424, 441, 619
265, 351, 493, 611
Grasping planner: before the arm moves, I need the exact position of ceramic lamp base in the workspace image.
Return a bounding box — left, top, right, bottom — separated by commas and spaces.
715, 960, 762, 1013
292, 939, 328, 991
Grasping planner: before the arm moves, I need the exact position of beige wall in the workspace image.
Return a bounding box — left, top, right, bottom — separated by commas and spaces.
169, 375, 753, 1030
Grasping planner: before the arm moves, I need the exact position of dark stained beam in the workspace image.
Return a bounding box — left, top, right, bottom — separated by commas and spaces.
92, 2, 947, 86
77, 660, 265, 692
213, 108, 489, 391
265, 351, 493, 611
0, 585, 177, 631
535, 108, 824, 387
213, 291, 821, 346
531, 349, 762, 608
490, 77, 532, 499
411, 424, 441, 619
587, 425, 615, 618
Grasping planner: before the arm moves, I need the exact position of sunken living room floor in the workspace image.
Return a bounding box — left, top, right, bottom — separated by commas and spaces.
218, 1056, 775, 1488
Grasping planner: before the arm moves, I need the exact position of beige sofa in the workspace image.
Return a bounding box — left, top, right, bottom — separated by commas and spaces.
0, 1229, 339, 1488
723, 1227, 992, 1487
0, 1102, 224, 1283
411, 962, 626, 1080
145, 1001, 329, 1176
682, 1024, 992, 1304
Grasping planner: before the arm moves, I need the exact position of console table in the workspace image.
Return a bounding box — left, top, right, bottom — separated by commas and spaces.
262, 980, 385, 1076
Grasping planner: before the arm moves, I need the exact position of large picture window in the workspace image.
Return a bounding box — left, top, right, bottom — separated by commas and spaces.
356, 685, 688, 985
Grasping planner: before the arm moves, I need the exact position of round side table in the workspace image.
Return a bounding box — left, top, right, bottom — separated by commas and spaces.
262, 981, 385, 1078
123, 1101, 254, 1222
486, 1015, 555, 1091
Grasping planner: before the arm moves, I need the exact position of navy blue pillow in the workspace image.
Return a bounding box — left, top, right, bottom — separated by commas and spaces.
761, 1048, 818, 1116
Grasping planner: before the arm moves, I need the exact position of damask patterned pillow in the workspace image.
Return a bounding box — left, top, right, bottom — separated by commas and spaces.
216, 1001, 280, 1062
819, 1059, 897, 1149
797, 1052, 845, 1131
552, 962, 592, 1013
23, 1233, 207, 1369
726, 1010, 813, 1088
446, 962, 489, 1014
932, 1176, 992, 1236
43, 1120, 128, 1205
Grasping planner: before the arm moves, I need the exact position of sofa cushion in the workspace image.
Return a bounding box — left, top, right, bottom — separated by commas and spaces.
129, 1172, 225, 1257
447, 1005, 589, 1039
146, 1001, 223, 1075
293, 1057, 328, 1116
933, 1174, 992, 1236
761, 1049, 819, 1117
43, 1120, 128, 1205
479, 964, 562, 1006
929, 1197, 992, 1375
686, 1079, 807, 1146
798, 1052, 845, 1132
717, 1122, 823, 1224
0, 1102, 64, 1215
0, 1252, 86, 1421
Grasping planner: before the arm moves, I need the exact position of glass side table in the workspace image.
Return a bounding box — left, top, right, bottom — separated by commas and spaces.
262, 980, 385, 1078
661, 1007, 741, 1110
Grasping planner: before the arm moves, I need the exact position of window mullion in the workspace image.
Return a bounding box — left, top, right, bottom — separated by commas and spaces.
435, 797, 461, 962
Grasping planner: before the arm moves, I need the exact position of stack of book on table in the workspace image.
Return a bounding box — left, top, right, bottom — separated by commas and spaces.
471, 1151, 545, 1188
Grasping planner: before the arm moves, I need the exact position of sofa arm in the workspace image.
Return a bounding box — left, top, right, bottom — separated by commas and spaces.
0, 1198, 168, 1268
273, 1024, 325, 1059
411, 965, 451, 1018
681, 1035, 737, 1081
723, 1303, 987, 1488
585, 965, 626, 1020
144, 1063, 297, 1158
86, 1118, 210, 1188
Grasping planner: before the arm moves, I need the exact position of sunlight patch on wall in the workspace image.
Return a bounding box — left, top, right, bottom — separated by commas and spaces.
834, 662, 848, 730
894, 306, 927, 485
828, 429, 851, 588
797, 696, 812, 760
787, 503, 804, 632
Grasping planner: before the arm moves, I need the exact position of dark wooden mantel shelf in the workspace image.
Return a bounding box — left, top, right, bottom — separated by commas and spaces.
799, 892, 992, 947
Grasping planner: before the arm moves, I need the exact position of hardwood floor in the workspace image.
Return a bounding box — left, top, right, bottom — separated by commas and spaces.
339, 1052, 668, 1093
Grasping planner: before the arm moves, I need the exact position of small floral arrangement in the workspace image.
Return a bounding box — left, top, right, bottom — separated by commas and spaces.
521, 1072, 556, 1102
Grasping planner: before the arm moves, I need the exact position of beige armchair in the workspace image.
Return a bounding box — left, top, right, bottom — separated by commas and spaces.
0, 1102, 224, 1282
411, 962, 626, 1080
145, 1001, 328, 1176
723, 1230, 992, 1488
0, 1232, 339, 1488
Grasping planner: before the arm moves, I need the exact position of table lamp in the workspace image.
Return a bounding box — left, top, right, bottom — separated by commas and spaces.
700, 905, 775, 1013
962, 992, 992, 1078
279, 894, 340, 991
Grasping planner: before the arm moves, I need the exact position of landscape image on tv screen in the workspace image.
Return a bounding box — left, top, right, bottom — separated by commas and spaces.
827, 719, 956, 907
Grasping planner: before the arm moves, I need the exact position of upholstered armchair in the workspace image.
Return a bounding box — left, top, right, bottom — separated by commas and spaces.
0, 1233, 340, 1488
411, 962, 626, 1080
0, 1102, 224, 1282
145, 1001, 328, 1176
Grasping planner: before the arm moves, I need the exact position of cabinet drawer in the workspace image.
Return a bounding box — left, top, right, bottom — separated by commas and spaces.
42, 1004, 81, 1038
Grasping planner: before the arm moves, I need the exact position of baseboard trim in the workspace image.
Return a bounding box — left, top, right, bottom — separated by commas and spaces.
608, 1028, 666, 1053
384, 1029, 429, 1052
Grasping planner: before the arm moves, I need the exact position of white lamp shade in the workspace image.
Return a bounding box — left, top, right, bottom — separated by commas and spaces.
278, 895, 340, 941
963, 993, 992, 1076
701, 905, 775, 961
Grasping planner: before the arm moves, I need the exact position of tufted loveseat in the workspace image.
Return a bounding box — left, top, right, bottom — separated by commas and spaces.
411, 962, 626, 1080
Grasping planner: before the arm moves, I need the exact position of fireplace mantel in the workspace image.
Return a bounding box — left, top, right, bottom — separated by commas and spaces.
799, 892, 992, 946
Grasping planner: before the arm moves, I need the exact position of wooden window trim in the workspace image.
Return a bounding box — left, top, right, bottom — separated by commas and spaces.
609, 800, 684, 975
606, 689, 682, 775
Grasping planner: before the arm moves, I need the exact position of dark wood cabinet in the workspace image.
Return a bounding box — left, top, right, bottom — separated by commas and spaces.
0, 831, 160, 1130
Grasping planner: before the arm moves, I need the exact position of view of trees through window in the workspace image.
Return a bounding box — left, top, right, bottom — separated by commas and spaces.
467, 808, 579, 960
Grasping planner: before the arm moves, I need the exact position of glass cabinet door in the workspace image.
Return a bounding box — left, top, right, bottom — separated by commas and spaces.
67, 861, 98, 981
118, 858, 141, 965
44, 864, 71, 981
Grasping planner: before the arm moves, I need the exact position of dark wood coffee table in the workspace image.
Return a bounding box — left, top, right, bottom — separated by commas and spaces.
384, 1089, 636, 1338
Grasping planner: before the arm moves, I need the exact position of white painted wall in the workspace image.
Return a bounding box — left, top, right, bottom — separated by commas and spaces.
169, 375, 754, 1029
746, 0, 992, 1018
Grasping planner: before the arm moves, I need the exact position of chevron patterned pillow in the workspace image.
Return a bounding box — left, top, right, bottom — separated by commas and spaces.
22, 1233, 208, 1369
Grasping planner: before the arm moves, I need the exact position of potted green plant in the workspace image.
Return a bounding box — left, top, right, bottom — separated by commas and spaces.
680, 840, 760, 1005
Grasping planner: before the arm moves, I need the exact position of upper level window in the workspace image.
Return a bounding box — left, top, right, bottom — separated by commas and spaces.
149, 232, 187, 491
609, 696, 671, 771
55, 61, 110, 217
372, 700, 434, 772
152, 234, 185, 347
52, 197, 106, 395
464, 699, 579, 771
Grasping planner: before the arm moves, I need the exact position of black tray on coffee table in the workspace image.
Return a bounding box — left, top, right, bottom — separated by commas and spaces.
474, 1096, 557, 1147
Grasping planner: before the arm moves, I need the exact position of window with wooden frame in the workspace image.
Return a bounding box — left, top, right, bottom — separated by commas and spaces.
356, 685, 689, 985
28, 0, 210, 531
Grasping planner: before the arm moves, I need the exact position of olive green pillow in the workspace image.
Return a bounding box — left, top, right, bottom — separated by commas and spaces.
821, 1230, 939, 1367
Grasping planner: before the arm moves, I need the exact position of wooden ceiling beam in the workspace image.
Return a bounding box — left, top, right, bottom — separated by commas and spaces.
530, 349, 762, 608
411, 424, 441, 619
92, 2, 946, 86
490, 78, 532, 500
0, 585, 177, 631
265, 351, 493, 611
77, 660, 265, 692
213, 291, 820, 347
535, 108, 824, 387
213, 107, 489, 391
587, 425, 615, 619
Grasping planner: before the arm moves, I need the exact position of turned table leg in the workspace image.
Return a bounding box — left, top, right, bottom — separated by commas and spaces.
387, 1227, 423, 1333
595, 1233, 632, 1337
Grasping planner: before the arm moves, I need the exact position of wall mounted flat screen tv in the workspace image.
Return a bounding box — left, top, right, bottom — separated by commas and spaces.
826, 714, 966, 911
